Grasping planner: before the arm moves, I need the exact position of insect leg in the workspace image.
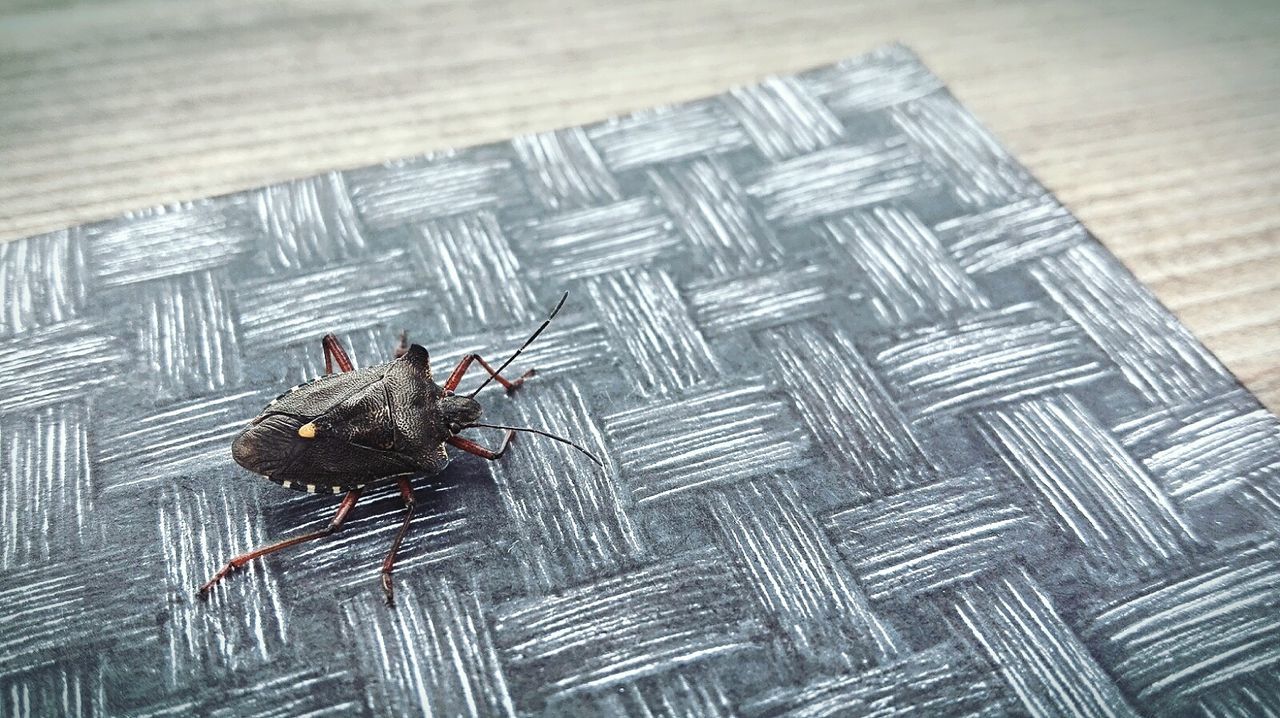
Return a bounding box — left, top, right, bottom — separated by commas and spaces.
198, 488, 363, 597
446, 432, 515, 460
380, 477, 416, 606
443, 353, 535, 393
322, 333, 355, 374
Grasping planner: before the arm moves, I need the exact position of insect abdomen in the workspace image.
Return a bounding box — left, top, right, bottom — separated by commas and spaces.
265, 475, 366, 495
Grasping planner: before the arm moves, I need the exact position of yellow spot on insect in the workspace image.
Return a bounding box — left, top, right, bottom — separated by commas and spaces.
298, 422, 318, 439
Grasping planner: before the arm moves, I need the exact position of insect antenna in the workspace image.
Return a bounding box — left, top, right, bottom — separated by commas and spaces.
465, 422, 604, 467
467, 291, 568, 398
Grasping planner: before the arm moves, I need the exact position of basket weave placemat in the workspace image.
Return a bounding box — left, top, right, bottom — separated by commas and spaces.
2, 45, 1278, 716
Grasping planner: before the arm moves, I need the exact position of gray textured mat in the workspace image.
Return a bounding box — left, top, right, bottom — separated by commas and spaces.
3, 44, 1279, 716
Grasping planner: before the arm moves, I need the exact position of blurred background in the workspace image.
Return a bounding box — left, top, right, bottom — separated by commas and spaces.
1, 0, 1277, 407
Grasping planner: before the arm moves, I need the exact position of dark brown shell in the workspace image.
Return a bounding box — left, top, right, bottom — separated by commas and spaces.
231, 344, 451, 492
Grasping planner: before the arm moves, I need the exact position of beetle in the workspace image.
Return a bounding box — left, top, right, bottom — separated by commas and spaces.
198, 292, 599, 604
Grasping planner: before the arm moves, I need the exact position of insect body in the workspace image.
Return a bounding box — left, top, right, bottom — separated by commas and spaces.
231, 342, 475, 495
199, 293, 597, 604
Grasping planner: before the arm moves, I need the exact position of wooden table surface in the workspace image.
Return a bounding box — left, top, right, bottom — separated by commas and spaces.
3, 0, 1277, 409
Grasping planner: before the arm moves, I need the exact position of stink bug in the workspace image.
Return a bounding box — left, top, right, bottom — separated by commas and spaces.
198, 292, 599, 604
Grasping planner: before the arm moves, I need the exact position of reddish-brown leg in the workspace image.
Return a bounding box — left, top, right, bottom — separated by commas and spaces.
380, 477, 416, 606
443, 353, 535, 394
198, 489, 363, 596
447, 432, 516, 460
393, 330, 410, 359
322, 333, 355, 374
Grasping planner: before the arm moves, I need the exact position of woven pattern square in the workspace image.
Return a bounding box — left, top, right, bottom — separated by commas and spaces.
2, 45, 1278, 717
